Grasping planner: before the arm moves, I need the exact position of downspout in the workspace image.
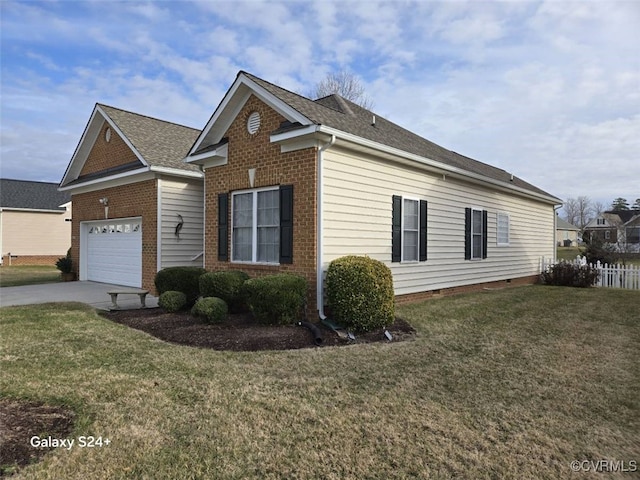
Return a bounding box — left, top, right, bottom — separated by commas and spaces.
317, 134, 336, 320
554, 204, 562, 263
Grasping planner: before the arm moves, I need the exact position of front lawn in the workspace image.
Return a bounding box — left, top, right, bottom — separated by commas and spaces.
1, 287, 638, 479
0, 265, 61, 287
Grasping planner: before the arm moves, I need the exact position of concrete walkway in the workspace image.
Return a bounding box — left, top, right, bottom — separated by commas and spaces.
0, 281, 158, 310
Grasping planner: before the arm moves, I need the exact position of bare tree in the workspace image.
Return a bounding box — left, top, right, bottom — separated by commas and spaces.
563, 196, 593, 230
592, 200, 606, 216
309, 70, 374, 109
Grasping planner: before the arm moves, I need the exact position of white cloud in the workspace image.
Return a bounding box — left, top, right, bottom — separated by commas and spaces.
0, 0, 637, 206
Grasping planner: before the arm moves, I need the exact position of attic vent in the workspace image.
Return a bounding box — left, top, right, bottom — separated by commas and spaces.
105, 127, 111, 142
247, 111, 261, 135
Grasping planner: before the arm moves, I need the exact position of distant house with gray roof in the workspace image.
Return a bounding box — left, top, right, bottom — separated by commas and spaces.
556, 217, 580, 247
60, 71, 562, 310
1, 178, 72, 265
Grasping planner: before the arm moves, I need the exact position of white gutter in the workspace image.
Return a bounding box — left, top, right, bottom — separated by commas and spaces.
317, 134, 336, 320
271, 125, 562, 206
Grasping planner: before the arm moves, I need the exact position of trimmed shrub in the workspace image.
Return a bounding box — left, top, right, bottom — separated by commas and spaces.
541, 262, 599, 287
244, 274, 307, 325
199, 270, 250, 312
191, 297, 228, 324
154, 266, 206, 306
326, 255, 394, 332
158, 290, 187, 313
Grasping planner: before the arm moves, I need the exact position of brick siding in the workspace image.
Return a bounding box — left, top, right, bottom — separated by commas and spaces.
1, 255, 61, 266
395, 275, 540, 305
71, 180, 158, 293
204, 94, 319, 312
80, 121, 139, 176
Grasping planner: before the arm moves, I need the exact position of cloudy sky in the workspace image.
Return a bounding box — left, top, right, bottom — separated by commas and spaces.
1, 0, 638, 210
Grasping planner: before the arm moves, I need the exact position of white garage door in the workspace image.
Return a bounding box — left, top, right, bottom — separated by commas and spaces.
85, 219, 142, 287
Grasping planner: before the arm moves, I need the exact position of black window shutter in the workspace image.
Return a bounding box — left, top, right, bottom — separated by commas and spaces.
218, 193, 229, 261
419, 200, 428, 262
482, 210, 488, 259
464, 207, 471, 260
279, 185, 294, 264
392, 195, 402, 262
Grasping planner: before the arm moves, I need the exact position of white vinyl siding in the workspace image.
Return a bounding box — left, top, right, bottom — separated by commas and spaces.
497, 212, 510, 246
159, 178, 204, 268
322, 147, 556, 296
232, 187, 279, 264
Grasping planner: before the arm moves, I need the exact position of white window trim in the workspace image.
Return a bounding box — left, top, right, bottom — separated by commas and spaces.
496, 212, 510, 247
470, 207, 484, 260
231, 186, 280, 265
401, 196, 420, 263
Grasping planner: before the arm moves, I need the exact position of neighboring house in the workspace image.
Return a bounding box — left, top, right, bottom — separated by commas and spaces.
584, 210, 640, 248
0, 179, 71, 265
183, 71, 561, 313
59, 104, 203, 288
556, 217, 580, 247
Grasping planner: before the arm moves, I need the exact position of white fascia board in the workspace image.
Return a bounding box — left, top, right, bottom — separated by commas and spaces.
189, 73, 310, 155
96, 105, 148, 167
149, 166, 203, 179
60, 106, 103, 186
184, 143, 228, 166
58, 168, 153, 193
60, 105, 149, 188
316, 126, 562, 205
271, 124, 561, 205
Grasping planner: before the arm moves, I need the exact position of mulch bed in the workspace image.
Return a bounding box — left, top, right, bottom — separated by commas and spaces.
0, 400, 74, 477
99, 308, 417, 351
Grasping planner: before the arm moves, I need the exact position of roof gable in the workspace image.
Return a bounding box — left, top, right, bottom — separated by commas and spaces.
61, 104, 201, 188
1, 179, 70, 211
190, 71, 560, 203
556, 217, 580, 230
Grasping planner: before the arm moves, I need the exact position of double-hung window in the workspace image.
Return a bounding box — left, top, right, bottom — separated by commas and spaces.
402, 198, 419, 262
465, 208, 488, 260
497, 212, 510, 246
392, 195, 427, 263
232, 188, 280, 263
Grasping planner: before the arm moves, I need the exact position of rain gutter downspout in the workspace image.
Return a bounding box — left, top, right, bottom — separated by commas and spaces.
317, 134, 336, 320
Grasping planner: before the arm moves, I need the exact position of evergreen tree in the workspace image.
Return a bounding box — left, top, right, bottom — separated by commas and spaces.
610, 197, 629, 211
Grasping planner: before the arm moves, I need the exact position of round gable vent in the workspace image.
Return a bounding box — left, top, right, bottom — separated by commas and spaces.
247, 111, 261, 135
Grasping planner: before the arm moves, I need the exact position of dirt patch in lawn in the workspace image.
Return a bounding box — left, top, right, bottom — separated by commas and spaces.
100, 308, 416, 351
0, 400, 74, 477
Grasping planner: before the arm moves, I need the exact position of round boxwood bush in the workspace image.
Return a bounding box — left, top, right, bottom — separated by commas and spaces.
191, 297, 228, 324
199, 270, 249, 312
154, 266, 206, 306
325, 255, 394, 332
158, 290, 187, 313
244, 274, 307, 325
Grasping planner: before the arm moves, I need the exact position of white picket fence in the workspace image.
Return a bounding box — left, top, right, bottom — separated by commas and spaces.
540, 256, 640, 291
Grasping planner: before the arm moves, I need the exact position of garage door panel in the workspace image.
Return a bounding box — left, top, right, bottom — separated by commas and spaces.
84, 219, 142, 288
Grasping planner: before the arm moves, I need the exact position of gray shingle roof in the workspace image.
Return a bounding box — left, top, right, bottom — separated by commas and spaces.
1, 179, 71, 211
243, 71, 557, 200
98, 104, 201, 172
556, 217, 580, 230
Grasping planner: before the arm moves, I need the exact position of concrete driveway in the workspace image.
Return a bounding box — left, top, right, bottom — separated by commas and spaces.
0, 281, 158, 310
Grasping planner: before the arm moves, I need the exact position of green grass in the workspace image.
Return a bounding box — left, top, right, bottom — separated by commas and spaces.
557, 246, 584, 261
0, 265, 61, 287
1, 287, 639, 479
